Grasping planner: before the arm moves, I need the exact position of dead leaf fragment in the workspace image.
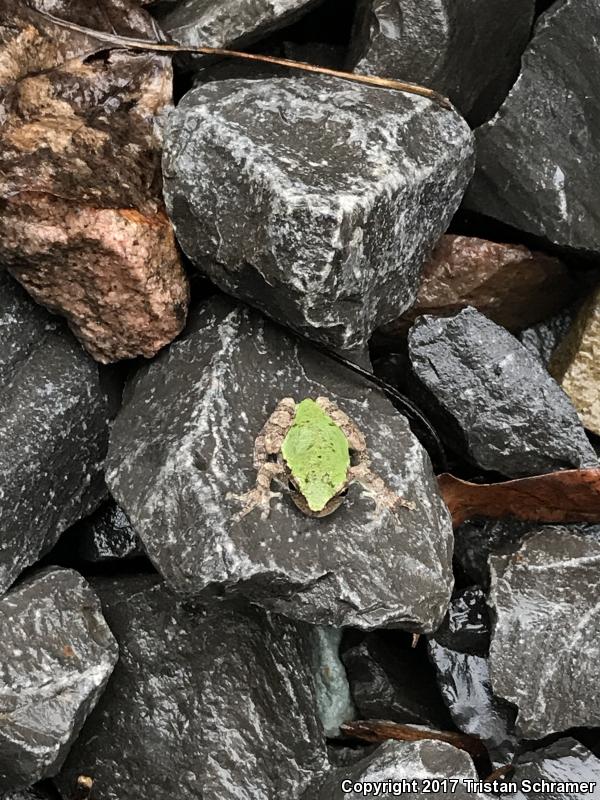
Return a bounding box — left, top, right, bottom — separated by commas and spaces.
438, 469, 600, 527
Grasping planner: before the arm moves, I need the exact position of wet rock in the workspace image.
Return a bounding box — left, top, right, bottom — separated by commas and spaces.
551, 286, 600, 436
408, 307, 597, 477
311, 628, 356, 738
66, 501, 144, 563
55, 575, 328, 800
158, 0, 321, 48
376, 236, 576, 344
511, 738, 600, 799
348, 0, 535, 125
342, 632, 452, 728
0, 568, 118, 792
107, 297, 454, 630
466, 0, 600, 253
453, 519, 536, 588
0, 0, 189, 363
306, 739, 490, 799
520, 306, 576, 369
428, 589, 516, 762
163, 76, 473, 351
488, 526, 600, 738
0, 273, 110, 596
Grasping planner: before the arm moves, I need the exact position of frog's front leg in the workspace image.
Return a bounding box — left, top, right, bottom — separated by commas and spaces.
315, 397, 415, 515
228, 398, 296, 521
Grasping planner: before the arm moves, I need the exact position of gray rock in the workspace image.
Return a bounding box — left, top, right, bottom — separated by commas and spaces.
488, 526, 600, 739
107, 297, 454, 631
408, 307, 596, 477
342, 632, 452, 729
0, 272, 109, 595
1, 791, 53, 800
511, 738, 600, 799
348, 0, 535, 126
428, 589, 516, 763
306, 739, 490, 799
520, 306, 576, 369
310, 628, 356, 738
0, 568, 118, 792
55, 575, 328, 800
68, 501, 144, 563
158, 0, 321, 49
465, 0, 600, 253
163, 76, 474, 351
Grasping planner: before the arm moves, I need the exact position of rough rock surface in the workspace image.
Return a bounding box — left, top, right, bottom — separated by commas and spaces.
488, 526, 600, 738
551, 286, 600, 436
0, 0, 189, 363
310, 628, 356, 738
0, 569, 118, 792
512, 739, 600, 799
107, 297, 454, 630
159, 0, 321, 48
376, 235, 576, 342
348, 0, 535, 125
342, 632, 452, 728
55, 575, 328, 800
520, 305, 576, 368
163, 76, 474, 351
0, 273, 110, 596
408, 307, 596, 477
66, 501, 144, 563
306, 739, 490, 799
428, 589, 516, 762
466, 0, 600, 253
1, 791, 53, 800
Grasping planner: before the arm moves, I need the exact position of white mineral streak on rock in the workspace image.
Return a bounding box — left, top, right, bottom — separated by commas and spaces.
163, 76, 474, 350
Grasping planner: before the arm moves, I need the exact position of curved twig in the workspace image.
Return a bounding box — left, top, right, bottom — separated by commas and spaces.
30, 7, 452, 109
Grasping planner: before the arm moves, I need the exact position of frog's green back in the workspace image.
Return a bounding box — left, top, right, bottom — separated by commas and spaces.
281, 398, 350, 512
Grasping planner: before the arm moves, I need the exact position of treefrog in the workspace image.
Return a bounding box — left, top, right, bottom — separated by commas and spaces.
229, 397, 415, 520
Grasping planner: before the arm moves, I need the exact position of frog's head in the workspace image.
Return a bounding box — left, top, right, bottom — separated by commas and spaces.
281, 398, 350, 516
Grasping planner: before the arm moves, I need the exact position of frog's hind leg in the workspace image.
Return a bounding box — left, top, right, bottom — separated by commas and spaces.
349, 461, 415, 515
228, 398, 296, 521
315, 398, 415, 515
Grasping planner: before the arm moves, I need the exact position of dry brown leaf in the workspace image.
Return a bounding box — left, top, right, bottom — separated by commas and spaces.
340, 720, 488, 765
438, 468, 600, 527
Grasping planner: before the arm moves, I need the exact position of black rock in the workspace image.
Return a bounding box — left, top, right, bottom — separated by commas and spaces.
107, 298, 454, 630
428, 589, 516, 762
306, 739, 490, 799
408, 307, 596, 477
511, 738, 600, 799
66, 501, 144, 563
432, 587, 490, 656
488, 526, 600, 739
348, 0, 535, 126
0, 569, 118, 792
55, 575, 327, 800
341, 632, 453, 729
162, 76, 474, 351
453, 518, 538, 588
466, 0, 600, 253
157, 0, 321, 49
0, 273, 110, 596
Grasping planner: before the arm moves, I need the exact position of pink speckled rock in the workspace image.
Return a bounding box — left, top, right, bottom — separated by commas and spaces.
0, 0, 189, 363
